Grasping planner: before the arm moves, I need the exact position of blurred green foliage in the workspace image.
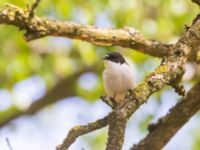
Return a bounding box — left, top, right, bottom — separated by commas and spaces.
0, 0, 199, 148
192, 128, 200, 150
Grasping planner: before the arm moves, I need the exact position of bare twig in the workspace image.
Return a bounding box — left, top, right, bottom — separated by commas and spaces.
28, 0, 41, 18
131, 81, 200, 150
6, 138, 14, 150
56, 115, 110, 150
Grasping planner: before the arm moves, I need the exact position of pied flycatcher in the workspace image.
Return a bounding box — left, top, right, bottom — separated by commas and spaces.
102, 52, 135, 104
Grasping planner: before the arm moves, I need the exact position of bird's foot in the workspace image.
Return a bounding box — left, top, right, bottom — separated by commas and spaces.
100, 96, 117, 109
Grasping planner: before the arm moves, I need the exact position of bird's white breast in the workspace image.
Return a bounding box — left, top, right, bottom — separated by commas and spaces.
103, 61, 135, 103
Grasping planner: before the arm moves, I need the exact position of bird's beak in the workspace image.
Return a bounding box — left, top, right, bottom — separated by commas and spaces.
102, 55, 109, 60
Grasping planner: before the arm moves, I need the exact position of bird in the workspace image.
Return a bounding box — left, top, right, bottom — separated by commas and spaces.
102, 52, 135, 104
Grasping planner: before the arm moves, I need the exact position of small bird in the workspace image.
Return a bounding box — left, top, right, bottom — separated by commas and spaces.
102, 52, 135, 104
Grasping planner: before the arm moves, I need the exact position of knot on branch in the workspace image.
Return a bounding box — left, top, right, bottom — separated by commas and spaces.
0, 3, 48, 41
147, 118, 166, 132
171, 79, 186, 96
170, 64, 186, 96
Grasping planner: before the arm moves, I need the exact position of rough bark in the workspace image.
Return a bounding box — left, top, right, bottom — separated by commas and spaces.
131, 81, 200, 150
57, 115, 110, 150
0, 4, 172, 59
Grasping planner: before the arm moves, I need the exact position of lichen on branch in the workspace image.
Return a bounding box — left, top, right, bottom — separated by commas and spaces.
0, 3, 171, 59
56, 115, 110, 150
131, 81, 200, 150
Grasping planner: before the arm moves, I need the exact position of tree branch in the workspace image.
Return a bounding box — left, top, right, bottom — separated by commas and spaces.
131, 81, 200, 150
56, 114, 110, 150
28, 0, 41, 18
6, 138, 14, 150
0, 4, 172, 59
106, 110, 127, 150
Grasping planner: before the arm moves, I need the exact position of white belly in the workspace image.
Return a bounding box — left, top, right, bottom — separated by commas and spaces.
103, 61, 135, 103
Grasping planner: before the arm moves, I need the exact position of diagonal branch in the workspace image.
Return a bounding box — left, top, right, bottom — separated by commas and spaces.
56, 114, 110, 150
6, 138, 14, 150
0, 4, 172, 59
28, 0, 41, 18
131, 81, 200, 150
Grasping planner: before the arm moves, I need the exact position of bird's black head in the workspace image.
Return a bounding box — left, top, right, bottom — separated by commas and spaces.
102, 52, 127, 64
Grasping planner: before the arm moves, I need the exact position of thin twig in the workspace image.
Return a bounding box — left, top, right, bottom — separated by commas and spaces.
6, 138, 14, 150
29, 0, 41, 18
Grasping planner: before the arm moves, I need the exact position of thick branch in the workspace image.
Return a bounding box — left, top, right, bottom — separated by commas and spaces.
0, 70, 86, 128
106, 111, 127, 150
56, 115, 110, 150
0, 4, 171, 59
131, 81, 200, 150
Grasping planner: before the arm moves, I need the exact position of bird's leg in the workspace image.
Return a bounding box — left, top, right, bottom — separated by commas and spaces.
100, 96, 117, 109
110, 96, 118, 108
